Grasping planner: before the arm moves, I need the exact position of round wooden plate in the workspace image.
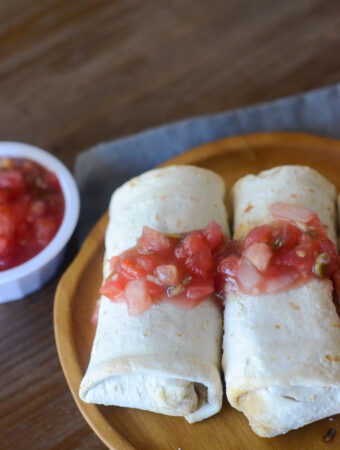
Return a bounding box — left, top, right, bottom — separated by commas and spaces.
54, 132, 340, 450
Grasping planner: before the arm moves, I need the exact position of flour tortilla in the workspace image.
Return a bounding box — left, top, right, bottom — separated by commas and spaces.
80, 165, 229, 423
223, 165, 340, 437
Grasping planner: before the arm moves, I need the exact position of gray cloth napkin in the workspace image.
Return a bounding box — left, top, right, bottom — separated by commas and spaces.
75, 83, 340, 241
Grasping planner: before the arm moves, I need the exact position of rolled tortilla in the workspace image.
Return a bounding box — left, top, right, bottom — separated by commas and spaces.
223, 165, 340, 437
80, 165, 229, 423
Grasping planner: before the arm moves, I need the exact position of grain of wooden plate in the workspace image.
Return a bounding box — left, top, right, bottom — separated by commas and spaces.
54, 132, 340, 449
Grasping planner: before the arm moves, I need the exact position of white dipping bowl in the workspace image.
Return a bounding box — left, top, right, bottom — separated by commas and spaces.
0, 142, 80, 303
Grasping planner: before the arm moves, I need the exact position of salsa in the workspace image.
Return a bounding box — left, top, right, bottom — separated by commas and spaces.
215, 202, 339, 296
0, 157, 65, 271
100, 221, 223, 316
100, 203, 340, 316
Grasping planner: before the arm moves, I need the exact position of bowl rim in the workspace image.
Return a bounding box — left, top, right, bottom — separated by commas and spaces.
0, 141, 80, 282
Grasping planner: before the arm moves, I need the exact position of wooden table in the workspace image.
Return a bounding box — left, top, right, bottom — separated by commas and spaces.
1, 1, 340, 449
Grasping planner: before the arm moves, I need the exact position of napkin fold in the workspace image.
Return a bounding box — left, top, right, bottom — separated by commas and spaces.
75, 83, 340, 241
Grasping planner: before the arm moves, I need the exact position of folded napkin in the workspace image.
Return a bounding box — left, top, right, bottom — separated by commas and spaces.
75, 83, 340, 241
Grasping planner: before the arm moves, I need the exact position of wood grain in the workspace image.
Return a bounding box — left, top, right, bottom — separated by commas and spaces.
55, 132, 340, 450
1, 1, 340, 448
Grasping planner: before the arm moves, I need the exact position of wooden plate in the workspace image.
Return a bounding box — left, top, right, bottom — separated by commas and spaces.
54, 132, 340, 449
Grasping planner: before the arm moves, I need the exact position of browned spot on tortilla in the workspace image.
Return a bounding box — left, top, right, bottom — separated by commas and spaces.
155, 214, 160, 221
159, 195, 168, 201
213, 202, 218, 209
215, 337, 219, 343
129, 179, 138, 187
176, 218, 182, 227
290, 194, 297, 199
327, 206, 332, 211
230, 333, 234, 337
176, 332, 183, 337
205, 179, 211, 184
323, 224, 329, 230
309, 188, 315, 193
114, 385, 119, 391
289, 302, 300, 310
270, 357, 276, 362
325, 354, 340, 362
154, 173, 163, 178
274, 324, 280, 329
331, 322, 340, 329
287, 356, 291, 360
190, 196, 198, 201
143, 332, 149, 337
244, 204, 253, 213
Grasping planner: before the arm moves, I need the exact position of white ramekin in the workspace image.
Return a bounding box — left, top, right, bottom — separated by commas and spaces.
0, 142, 80, 303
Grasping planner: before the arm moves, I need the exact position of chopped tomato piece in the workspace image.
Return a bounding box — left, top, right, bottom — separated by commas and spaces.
237, 257, 263, 294
135, 254, 158, 272
202, 220, 224, 250
125, 279, 153, 316
185, 248, 213, 277
186, 279, 214, 301
176, 231, 209, 259
0, 169, 25, 192
155, 264, 181, 286
100, 274, 126, 299
118, 259, 144, 279
137, 226, 172, 253
244, 242, 272, 271
244, 225, 272, 248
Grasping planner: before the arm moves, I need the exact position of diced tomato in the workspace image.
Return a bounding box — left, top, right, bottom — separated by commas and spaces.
237, 257, 263, 294
34, 217, 58, 247
27, 200, 46, 219
135, 254, 158, 272
100, 273, 126, 300
155, 264, 181, 286
244, 242, 272, 271
185, 248, 213, 277
185, 279, 214, 301
202, 220, 224, 250
137, 226, 171, 253
176, 231, 209, 259
0, 169, 25, 192
125, 279, 153, 316
244, 225, 272, 248
118, 259, 145, 280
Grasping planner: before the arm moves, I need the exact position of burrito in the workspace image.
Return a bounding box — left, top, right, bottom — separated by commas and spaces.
223, 165, 340, 437
79, 165, 229, 423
